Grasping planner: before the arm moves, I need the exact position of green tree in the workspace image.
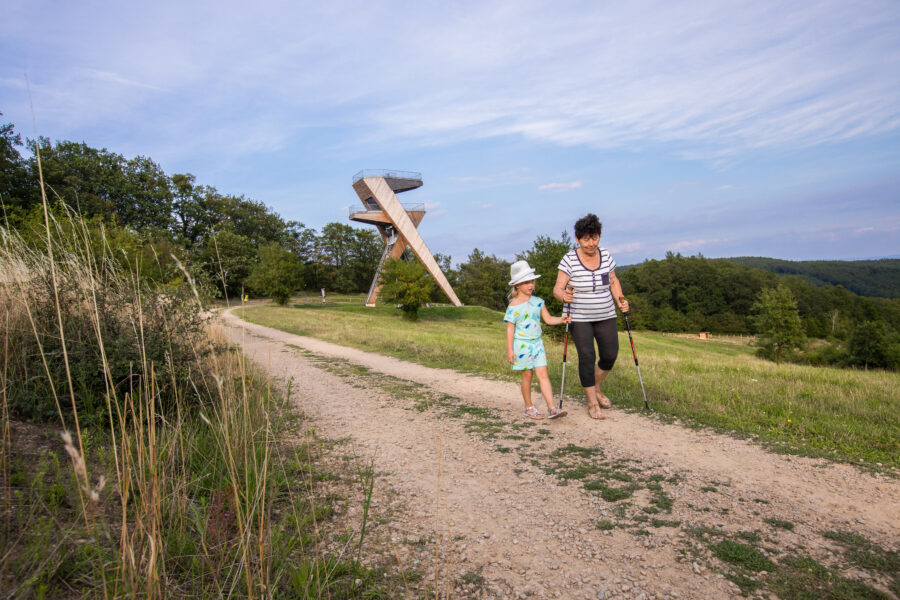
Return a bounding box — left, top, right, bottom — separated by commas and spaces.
220, 194, 290, 247
752, 284, 806, 363
458, 248, 510, 311
317, 222, 358, 292
430, 252, 460, 303
119, 155, 173, 232
848, 321, 892, 370
0, 117, 34, 225
347, 228, 383, 291
170, 174, 226, 249
195, 229, 258, 298
28, 139, 173, 232
245, 243, 303, 305
379, 258, 434, 320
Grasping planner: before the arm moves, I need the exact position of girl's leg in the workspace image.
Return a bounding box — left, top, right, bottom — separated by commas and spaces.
520, 369, 534, 409
533, 366, 556, 410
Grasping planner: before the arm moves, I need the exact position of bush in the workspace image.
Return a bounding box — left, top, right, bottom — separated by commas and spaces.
245, 242, 304, 305
1, 219, 212, 426
848, 321, 896, 370
379, 258, 434, 320
752, 285, 805, 363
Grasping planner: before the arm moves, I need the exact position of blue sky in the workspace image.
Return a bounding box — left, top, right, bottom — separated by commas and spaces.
2, 0, 899, 266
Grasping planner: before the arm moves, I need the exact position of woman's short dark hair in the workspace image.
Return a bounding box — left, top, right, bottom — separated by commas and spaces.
574, 213, 602, 240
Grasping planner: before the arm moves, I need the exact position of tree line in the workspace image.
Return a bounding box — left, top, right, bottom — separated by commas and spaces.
3, 116, 897, 369
425, 240, 900, 370
1, 117, 385, 298
726, 256, 900, 299
0, 117, 557, 309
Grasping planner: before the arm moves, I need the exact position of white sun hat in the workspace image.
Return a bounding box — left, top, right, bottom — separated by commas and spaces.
508, 260, 541, 286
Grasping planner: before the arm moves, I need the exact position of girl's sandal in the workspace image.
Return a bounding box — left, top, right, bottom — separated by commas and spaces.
587, 404, 606, 420
524, 406, 545, 419
547, 406, 567, 420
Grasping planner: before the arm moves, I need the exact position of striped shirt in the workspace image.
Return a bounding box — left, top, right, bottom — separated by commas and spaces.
558, 248, 617, 322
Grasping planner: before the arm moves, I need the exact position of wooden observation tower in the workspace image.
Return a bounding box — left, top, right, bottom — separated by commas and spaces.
349, 170, 462, 307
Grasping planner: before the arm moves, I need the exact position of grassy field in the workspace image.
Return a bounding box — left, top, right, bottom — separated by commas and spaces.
238, 301, 900, 470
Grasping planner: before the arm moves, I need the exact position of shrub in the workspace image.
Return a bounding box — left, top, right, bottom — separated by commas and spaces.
1, 218, 212, 426
245, 242, 304, 305
379, 258, 434, 320
752, 284, 805, 363
848, 320, 895, 370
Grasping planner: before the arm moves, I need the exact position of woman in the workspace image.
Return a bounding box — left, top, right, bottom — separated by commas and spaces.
553, 213, 629, 420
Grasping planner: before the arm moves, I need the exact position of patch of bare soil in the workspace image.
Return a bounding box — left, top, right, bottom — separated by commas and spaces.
223, 309, 900, 600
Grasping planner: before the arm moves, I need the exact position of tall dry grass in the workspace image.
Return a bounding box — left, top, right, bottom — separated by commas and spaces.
1, 195, 391, 597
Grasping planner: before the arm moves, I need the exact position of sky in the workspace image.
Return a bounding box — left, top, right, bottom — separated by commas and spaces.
2, 0, 899, 266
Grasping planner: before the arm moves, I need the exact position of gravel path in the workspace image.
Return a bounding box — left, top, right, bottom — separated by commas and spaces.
222, 309, 900, 600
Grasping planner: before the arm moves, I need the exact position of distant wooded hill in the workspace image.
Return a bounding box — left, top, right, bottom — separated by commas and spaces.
724, 257, 900, 299
616, 253, 900, 338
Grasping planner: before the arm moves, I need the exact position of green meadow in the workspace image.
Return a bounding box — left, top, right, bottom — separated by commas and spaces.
238, 299, 900, 470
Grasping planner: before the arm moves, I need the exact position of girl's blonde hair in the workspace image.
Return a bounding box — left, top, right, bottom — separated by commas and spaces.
507, 279, 533, 302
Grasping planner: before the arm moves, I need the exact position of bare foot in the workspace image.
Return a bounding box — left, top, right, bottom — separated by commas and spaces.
596, 393, 612, 409
587, 403, 606, 420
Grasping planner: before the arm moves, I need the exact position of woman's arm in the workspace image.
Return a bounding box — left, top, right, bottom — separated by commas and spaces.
553, 270, 574, 303
506, 321, 516, 364
609, 270, 629, 313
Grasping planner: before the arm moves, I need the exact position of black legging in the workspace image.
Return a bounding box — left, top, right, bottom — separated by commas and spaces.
571, 318, 618, 388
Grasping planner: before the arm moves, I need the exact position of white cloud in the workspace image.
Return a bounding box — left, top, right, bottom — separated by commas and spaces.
450, 176, 492, 183
539, 182, 582, 193
4, 0, 899, 168
671, 237, 733, 251
82, 69, 172, 93
609, 241, 645, 255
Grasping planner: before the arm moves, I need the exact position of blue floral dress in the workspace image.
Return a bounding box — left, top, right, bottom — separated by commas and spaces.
504, 296, 547, 370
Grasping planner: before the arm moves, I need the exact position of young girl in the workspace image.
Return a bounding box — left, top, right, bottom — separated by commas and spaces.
504, 260, 570, 419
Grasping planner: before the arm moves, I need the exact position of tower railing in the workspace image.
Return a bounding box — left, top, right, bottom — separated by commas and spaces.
352, 169, 422, 184
349, 203, 425, 216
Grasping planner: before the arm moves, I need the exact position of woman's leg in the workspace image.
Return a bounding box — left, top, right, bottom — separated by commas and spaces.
571, 321, 597, 388
571, 322, 605, 418
593, 318, 619, 406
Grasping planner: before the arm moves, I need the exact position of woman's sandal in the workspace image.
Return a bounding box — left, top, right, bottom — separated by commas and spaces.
587, 404, 606, 420
547, 406, 567, 420
524, 406, 545, 419
597, 393, 612, 409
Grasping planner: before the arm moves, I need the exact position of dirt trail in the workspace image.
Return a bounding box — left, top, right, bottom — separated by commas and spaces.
222, 309, 899, 599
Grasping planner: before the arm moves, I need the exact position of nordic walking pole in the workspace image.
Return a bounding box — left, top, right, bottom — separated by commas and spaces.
622, 308, 650, 411
558, 295, 572, 410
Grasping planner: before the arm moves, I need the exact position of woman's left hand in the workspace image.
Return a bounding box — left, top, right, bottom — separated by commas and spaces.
618, 296, 630, 313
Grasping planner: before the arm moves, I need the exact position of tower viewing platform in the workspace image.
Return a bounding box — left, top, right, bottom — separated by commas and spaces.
348, 170, 461, 307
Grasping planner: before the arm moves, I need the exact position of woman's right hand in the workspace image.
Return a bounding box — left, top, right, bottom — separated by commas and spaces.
561, 285, 575, 304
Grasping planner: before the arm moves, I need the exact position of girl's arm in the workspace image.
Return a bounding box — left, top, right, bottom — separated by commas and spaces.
541, 305, 572, 326
609, 270, 629, 313
506, 321, 516, 364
